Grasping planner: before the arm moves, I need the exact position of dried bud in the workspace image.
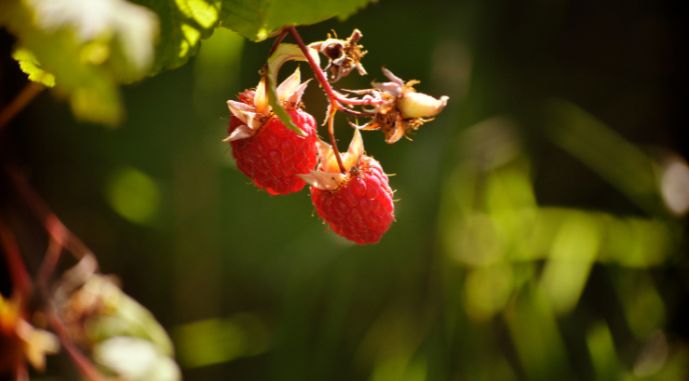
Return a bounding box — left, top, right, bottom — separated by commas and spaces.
398, 91, 449, 119
351, 68, 449, 143
309, 29, 367, 82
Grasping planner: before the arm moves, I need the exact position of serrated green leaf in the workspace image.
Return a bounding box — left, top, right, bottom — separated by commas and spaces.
1, 0, 159, 125
133, 0, 221, 73
135, 0, 370, 72
1, 0, 373, 126
218, 0, 373, 41
12, 48, 55, 87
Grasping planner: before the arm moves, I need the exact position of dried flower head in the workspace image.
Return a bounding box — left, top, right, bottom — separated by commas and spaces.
351, 68, 449, 143
309, 29, 367, 82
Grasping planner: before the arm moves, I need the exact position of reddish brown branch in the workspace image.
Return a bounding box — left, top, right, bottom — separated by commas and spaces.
48, 312, 110, 381
0, 82, 44, 131
288, 27, 348, 173
0, 216, 32, 302
3, 166, 93, 260
37, 238, 63, 288
268, 29, 289, 57
14, 363, 28, 381
288, 27, 341, 105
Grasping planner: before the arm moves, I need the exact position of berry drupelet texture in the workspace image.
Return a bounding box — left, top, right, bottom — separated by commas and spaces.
228, 109, 318, 195
310, 156, 394, 244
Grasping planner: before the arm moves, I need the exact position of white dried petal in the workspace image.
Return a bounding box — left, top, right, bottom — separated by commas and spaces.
347, 129, 364, 159
276, 67, 301, 103
299, 171, 346, 191
284, 80, 311, 105
226, 100, 253, 123
224, 125, 254, 141
381, 67, 404, 85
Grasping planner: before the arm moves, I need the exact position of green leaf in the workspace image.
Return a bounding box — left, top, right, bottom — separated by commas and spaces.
1, 0, 158, 125
218, 0, 373, 41
133, 0, 222, 73
12, 48, 55, 87
133, 0, 372, 73
1, 0, 373, 125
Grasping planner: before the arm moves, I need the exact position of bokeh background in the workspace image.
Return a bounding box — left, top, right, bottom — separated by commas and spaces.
1, 0, 688, 380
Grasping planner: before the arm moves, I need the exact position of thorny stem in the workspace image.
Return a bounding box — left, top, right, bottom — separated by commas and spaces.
1, 171, 106, 381
288, 26, 354, 174
0, 216, 32, 303
3, 165, 93, 260
0, 70, 108, 381
268, 29, 289, 57
287, 27, 383, 108
0, 82, 44, 131
288, 27, 341, 106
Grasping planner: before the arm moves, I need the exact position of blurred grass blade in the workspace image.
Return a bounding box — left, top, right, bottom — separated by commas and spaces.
543, 100, 661, 214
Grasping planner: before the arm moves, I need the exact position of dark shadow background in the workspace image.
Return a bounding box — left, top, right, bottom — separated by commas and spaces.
1, 0, 688, 380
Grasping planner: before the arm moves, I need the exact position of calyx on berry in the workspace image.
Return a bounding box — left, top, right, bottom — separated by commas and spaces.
225, 67, 310, 142
299, 130, 366, 191
350, 68, 449, 143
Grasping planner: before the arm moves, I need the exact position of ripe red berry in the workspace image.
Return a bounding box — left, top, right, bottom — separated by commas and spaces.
310, 156, 394, 244
300, 131, 395, 244
226, 69, 318, 195
228, 109, 317, 195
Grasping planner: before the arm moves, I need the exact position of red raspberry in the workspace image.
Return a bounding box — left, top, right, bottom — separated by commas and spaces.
225, 69, 317, 195
309, 155, 395, 244
228, 109, 317, 195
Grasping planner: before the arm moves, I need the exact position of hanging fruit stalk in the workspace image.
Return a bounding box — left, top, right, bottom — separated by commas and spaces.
225, 26, 449, 244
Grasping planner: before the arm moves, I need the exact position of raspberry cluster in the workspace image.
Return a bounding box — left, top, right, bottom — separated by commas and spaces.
225, 28, 448, 244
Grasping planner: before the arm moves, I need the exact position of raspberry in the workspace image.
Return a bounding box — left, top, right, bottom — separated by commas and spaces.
225, 68, 318, 195
229, 109, 317, 195
300, 131, 395, 244
310, 156, 394, 244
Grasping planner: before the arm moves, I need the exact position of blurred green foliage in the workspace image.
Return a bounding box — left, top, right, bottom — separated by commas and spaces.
1, 0, 688, 380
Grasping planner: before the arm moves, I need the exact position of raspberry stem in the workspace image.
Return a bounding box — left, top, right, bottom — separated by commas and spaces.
3, 165, 94, 260
1, 166, 109, 381
267, 29, 289, 57
288, 26, 347, 173
288, 27, 342, 106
